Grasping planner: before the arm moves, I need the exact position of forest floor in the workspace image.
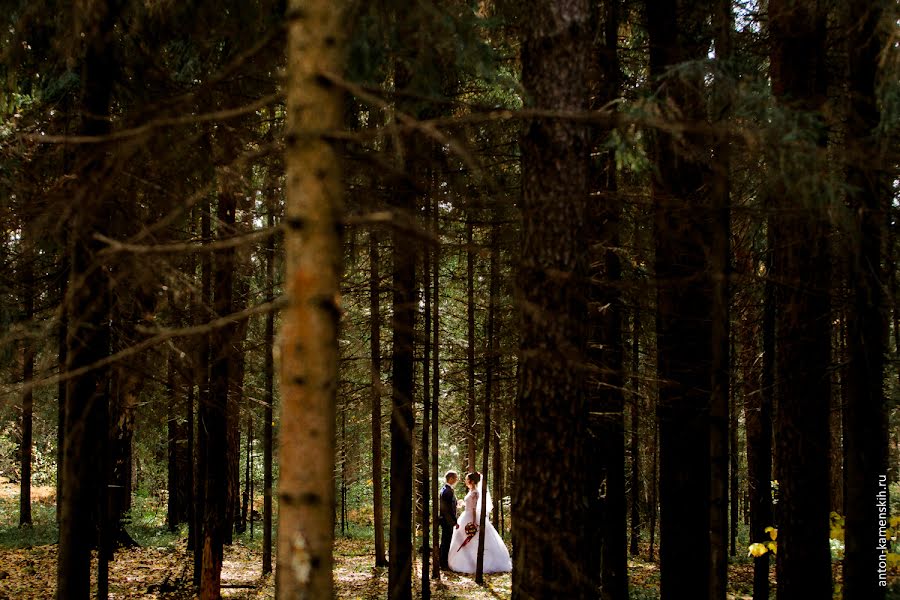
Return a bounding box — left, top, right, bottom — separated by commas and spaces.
2, 481, 898, 598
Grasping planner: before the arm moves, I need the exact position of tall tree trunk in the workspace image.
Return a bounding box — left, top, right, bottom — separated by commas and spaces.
262, 200, 275, 576
388, 135, 417, 600
746, 236, 774, 600
475, 220, 499, 585
276, 1, 344, 596
586, 1, 627, 595
200, 186, 237, 599
709, 2, 733, 596
57, 4, 117, 594
430, 190, 441, 578
56, 246, 68, 525
729, 334, 739, 558
19, 237, 34, 527
193, 195, 212, 586
769, 1, 832, 597
167, 348, 179, 531
646, 0, 714, 597
629, 308, 641, 557
515, 2, 592, 597
842, 2, 889, 598
370, 229, 387, 567
421, 200, 432, 598
466, 215, 477, 473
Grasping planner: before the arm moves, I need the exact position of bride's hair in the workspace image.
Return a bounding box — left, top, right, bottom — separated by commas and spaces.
466, 472, 481, 485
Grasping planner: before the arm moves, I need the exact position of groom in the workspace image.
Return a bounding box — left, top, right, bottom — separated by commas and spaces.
439, 470, 459, 570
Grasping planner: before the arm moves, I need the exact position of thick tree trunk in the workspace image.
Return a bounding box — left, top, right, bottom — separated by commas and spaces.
646, 0, 714, 597
370, 229, 387, 567
515, 2, 593, 597
842, 2, 889, 598
388, 137, 416, 600
57, 5, 117, 595
769, 2, 832, 597
276, 2, 344, 596
200, 186, 236, 600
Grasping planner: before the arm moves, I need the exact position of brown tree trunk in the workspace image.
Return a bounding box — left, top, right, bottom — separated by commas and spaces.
709, 2, 733, 596
842, 2, 889, 598
262, 200, 275, 575
769, 1, 832, 597
430, 190, 442, 578
515, 2, 593, 596
57, 4, 117, 594
466, 215, 477, 473
276, 2, 344, 597
193, 198, 212, 585
629, 308, 641, 557
646, 0, 714, 597
167, 349, 179, 532
475, 220, 499, 585
200, 186, 236, 599
19, 237, 34, 527
370, 228, 388, 567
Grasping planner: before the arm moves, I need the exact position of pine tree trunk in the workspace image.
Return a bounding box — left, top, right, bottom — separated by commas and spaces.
515, 2, 593, 596
19, 238, 34, 527
647, 0, 715, 596
769, 2, 832, 597
167, 349, 179, 531
57, 5, 116, 594
262, 201, 275, 575
842, 2, 889, 597
276, 2, 344, 596
200, 185, 236, 599
709, 2, 733, 595
194, 193, 212, 586
475, 221, 499, 585
746, 233, 774, 600
370, 229, 387, 567
629, 308, 641, 557
430, 190, 441, 577
466, 215, 477, 473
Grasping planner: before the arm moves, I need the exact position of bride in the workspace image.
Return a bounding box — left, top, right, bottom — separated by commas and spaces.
448, 472, 512, 574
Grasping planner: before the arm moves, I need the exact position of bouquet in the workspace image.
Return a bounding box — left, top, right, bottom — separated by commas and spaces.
456, 522, 479, 552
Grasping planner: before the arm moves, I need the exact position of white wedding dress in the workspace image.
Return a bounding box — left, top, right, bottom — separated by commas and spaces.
447, 483, 512, 574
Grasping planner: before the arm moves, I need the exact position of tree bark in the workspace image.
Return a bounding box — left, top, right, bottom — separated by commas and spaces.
276, 1, 345, 596
475, 220, 499, 585
262, 200, 275, 575
515, 2, 593, 597
370, 228, 387, 567
466, 215, 477, 473
57, 4, 117, 595
646, 0, 715, 597
430, 190, 442, 578
19, 236, 34, 527
769, 1, 832, 597
842, 2, 889, 598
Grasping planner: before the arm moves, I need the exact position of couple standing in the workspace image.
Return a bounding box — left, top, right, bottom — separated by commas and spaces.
438, 470, 512, 574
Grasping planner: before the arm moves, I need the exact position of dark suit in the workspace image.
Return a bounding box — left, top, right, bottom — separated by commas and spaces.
439, 482, 457, 569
